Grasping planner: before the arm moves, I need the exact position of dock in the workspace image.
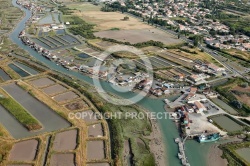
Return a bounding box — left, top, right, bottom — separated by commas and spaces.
175, 138, 190, 166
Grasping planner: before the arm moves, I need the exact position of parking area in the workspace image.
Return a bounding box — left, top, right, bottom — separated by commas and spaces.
187, 100, 228, 135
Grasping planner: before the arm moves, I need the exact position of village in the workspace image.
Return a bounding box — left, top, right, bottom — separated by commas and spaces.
122, 0, 250, 51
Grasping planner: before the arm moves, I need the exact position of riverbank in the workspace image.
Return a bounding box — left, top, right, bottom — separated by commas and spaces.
8, 0, 216, 165
207, 144, 228, 166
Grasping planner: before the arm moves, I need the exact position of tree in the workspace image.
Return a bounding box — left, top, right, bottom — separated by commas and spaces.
193, 35, 203, 47
232, 100, 242, 109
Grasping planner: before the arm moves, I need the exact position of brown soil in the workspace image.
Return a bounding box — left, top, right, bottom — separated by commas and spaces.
9, 139, 38, 161
87, 140, 105, 160
53, 129, 78, 151
65, 100, 88, 111
29, 77, 55, 88
50, 153, 75, 166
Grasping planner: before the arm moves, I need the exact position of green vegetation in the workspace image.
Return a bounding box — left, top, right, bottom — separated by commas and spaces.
48, 72, 155, 165
0, 91, 42, 130
64, 15, 95, 39
58, 5, 74, 15
0, 140, 12, 164
215, 78, 250, 116
60, 5, 95, 39
219, 141, 250, 166
110, 27, 120, 31
102, 37, 184, 49
209, 114, 249, 135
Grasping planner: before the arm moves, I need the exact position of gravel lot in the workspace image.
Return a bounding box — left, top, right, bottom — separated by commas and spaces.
9, 139, 38, 161
53, 129, 77, 151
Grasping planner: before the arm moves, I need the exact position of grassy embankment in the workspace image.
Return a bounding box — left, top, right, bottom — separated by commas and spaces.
48, 72, 155, 165
0, 88, 42, 131
219, 141, 250, 166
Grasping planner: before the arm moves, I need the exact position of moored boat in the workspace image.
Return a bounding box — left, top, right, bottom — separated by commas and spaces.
198, 133, 220, 143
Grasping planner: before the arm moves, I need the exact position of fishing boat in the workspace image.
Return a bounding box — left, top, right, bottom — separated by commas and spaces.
198, 133, 220, 143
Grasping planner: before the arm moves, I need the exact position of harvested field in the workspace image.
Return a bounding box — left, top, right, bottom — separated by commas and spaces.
70, 3, 151, 31
224, 49, 250, 61
53, 91, 79, 103
87, 141, 105, 160
232, 85, 250, 93
235, 94, 250, 107
29, 77, 55, 88
50, 153, 75, 166
88, 123, 103, 137
53, 129, 77, 151
9, 139, 38, 161
94, 29, 181, 45
169, 47, 216, 64
87, 163, 110, 166
80, 110, 99, 123
42, 84, 68, 96
65, 100, 89, 111
95, 41, 114, 48
231, 86, 250, 107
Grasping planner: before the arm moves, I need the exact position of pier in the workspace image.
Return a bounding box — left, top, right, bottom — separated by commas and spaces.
175, 135, 190, 166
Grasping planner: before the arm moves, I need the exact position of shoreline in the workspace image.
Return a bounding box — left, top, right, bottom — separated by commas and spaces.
207, 144, 228, 166
146, 118, 167, 166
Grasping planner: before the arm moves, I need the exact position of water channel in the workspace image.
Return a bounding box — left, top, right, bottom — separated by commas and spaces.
9, 0, 217, 165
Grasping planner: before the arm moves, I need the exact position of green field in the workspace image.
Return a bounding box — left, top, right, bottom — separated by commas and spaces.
211, 115, 243, 132
220, 141, 250, 166
236, 148, 250, 164
211, 98, 238, 115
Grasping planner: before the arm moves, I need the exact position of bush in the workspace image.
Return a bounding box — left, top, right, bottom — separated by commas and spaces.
240, 82, 248, 88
